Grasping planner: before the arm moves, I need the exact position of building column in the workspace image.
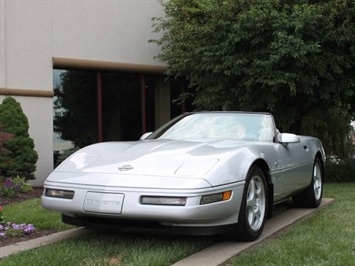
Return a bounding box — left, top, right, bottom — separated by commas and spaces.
0, 0, 6, 88
154, 77, 170, 128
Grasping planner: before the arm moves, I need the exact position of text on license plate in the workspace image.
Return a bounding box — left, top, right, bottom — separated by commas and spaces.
83, 192, 124, 214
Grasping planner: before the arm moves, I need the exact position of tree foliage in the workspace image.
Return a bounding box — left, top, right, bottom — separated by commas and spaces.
152, 0, 355, 157
0, 97, 38, 180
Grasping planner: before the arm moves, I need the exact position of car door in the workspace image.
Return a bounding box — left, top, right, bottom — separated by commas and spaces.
274, 138, 313, 197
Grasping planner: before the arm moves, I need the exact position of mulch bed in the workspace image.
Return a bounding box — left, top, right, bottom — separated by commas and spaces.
1, 187, 44, 206
0, 229, 59, 248
0, 187, 59, 248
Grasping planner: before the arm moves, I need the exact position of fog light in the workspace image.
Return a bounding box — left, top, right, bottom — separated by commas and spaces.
45, 189, 74, 199
200, 191, 232, 205
141, 196, 186, 206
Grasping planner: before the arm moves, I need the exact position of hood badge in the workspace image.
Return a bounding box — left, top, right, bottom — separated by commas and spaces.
118, 165, 134, 171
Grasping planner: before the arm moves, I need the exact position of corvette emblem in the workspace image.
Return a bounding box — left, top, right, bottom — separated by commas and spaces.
118, 165, 134, 171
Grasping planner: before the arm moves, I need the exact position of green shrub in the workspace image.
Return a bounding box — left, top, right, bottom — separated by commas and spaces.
325, 158, 355, 183
0, 97, 38, 180
0, 176, 33, 198
0, 126, 14, 155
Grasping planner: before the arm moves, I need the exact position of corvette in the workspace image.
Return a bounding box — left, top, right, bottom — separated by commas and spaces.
42, 112, 325, 241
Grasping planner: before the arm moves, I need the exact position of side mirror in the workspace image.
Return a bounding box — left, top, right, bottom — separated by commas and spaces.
140, 132, 153, 140
278, 133, 300, 144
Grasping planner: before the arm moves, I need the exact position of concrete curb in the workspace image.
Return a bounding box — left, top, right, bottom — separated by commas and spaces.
0, 227, 88, 259
171, 198, 334, 266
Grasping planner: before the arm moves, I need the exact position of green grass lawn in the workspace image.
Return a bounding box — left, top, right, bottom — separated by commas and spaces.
0, 183, 354, 266
2, 199, 73, 231
227, 183, 355, 266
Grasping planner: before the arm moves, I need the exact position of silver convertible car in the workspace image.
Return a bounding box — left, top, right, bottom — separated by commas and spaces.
42, 112, 325, 241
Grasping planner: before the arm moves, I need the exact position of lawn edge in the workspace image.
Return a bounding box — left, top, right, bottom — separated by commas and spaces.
0, 227, 87, 259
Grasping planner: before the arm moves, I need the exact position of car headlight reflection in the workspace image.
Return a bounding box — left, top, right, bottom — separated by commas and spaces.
45, 189, 75, 199
141, 196, 187, 206
200, 191, 232, 205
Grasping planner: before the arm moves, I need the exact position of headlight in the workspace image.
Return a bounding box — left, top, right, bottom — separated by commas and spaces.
45, 189, 75, 199
141, 196, 187, 206
200, 191, 232, 205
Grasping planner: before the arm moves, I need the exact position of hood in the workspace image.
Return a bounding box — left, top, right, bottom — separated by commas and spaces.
55, 139, 248, 178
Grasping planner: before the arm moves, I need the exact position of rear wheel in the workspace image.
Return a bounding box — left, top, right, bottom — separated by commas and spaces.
293, 158, 323, 208
232, 166, 267, 241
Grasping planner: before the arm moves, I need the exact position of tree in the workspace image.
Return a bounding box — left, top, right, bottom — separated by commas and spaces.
152, 0, 355, 157
0, 97, 38, 180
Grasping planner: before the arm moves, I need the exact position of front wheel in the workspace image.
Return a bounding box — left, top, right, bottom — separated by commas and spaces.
293, 158, 323, 208
232, 166, 267, 241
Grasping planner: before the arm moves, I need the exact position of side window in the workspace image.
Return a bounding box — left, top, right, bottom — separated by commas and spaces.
258, 115, 275, 142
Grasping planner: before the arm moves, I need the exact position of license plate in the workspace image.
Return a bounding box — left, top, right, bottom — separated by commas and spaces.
83, 192, 124, 214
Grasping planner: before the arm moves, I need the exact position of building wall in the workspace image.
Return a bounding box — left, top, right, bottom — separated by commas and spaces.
0, 0, 166, 186
52, 1, 163, 65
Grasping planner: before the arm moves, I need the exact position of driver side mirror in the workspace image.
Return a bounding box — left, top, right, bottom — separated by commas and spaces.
278, 133, 300, 144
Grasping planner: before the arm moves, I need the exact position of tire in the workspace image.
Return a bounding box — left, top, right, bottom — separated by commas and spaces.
232, 166, 267, 241
293, 158, 323, 208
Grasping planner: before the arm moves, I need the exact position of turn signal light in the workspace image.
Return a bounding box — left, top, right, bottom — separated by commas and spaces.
200, 191, 232, 205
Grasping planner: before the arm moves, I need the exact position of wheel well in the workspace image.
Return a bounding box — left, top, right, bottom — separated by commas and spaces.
315, 151, 325, 181
253, 159, 273, 218
253, 159, 271, 183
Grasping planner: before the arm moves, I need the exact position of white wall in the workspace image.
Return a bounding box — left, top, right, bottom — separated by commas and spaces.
5, 1, 53, 91
52, 0, 164, 65
1, 0, 165, 186
1, 1, 54, 186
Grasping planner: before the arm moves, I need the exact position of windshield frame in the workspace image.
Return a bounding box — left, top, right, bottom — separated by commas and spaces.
147, 112, 277, 142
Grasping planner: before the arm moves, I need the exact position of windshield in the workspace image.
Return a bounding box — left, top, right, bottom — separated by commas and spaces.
149, 113, 275, 142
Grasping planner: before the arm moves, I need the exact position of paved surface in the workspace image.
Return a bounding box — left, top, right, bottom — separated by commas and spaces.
172, 198, 334, 266
0, 198, 334, 263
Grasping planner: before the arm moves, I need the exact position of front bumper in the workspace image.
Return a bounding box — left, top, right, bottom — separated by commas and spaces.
41, 181, 244, 228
